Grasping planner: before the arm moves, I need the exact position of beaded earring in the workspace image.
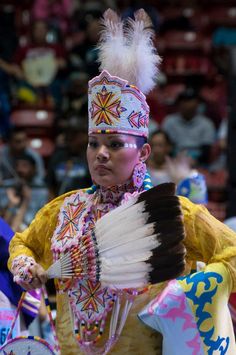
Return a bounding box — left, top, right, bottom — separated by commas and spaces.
132, 161, 147, 188
143, 170, 153, 191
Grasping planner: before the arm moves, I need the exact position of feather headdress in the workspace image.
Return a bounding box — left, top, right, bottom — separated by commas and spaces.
98, 8, 161, 95
47, 183, 186, 289
88, 9, 161, 137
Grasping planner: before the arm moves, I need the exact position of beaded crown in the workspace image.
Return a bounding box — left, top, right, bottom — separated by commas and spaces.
88, 70, 149, 137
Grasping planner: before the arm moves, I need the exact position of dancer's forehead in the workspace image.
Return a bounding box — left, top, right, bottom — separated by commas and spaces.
88, 134, 139, 149
88, 134, 137, 141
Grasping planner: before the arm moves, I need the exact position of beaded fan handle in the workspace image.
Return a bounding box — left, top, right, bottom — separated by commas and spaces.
5, 286, 60, 354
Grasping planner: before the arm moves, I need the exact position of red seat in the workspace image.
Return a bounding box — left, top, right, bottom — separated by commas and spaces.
158, 31, 211, 52
200, 82, 228, 120
11, 109, 55, 136
162, 53, 214, 76
208, 6, 236, 27
11, 109, 54, 127
29, 137, 55, 158
65, 31, 85, 51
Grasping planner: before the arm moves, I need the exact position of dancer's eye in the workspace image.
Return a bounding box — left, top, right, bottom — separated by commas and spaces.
88, 141, 99, 149
109, 141, 125, 149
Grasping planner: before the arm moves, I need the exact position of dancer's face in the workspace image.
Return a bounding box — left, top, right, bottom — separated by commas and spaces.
87, 134, 150, 187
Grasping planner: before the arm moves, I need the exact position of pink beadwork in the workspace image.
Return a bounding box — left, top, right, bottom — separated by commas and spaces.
11, 255, 36, 283
132, 162, 147, 188
88, 70, 149, 138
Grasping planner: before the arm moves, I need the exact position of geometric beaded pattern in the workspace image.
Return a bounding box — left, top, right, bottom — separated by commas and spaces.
88, 70, 150, 138
68, 279, 115, 324
50, 174, 154, 349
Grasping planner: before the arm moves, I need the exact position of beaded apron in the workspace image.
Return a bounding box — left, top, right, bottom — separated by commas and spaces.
51, 183, 148, 355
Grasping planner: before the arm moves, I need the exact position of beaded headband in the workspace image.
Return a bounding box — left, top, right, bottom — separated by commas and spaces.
88, 70, 149, 137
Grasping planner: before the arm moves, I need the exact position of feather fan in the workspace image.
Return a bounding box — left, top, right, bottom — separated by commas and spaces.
46, 183, 186, 289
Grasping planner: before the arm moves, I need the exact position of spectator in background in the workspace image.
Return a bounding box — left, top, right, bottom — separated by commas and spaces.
46, 121, 92, 199
68, 15, 101, 79
12, 19, 66, 107
148, 129, 174, 185
148, 129, 208, 205
61, 71, 88, 117
0, 153, 48, 232
209, 117, 228, 172
148, 129, 196, 186
32, 0, 75, 35
0, 127, 45, 183
162, 88, 216, 166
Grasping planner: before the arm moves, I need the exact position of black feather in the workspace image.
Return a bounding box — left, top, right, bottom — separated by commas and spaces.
149, 260, 186, 284
136, 183, 176, 204
134, 184, 186, 284
93, 182, 186, 287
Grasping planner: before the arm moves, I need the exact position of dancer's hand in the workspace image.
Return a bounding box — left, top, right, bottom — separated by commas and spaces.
19, 264, 48, 291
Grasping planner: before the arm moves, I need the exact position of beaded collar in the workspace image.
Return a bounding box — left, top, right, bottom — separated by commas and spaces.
95, 179, 143, 205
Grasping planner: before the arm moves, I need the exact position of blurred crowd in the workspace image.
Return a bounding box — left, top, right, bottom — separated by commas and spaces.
0, 0, 235, 228
0, 0, 236, 345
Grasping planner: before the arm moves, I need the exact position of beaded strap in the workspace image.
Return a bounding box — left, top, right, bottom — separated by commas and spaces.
6, 291, 26, 343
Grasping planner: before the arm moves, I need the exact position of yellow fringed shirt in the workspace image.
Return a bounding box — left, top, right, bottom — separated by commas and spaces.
8, 192, 236, 354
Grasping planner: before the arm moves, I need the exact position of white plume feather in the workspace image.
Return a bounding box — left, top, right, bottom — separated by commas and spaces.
101, 234, 159, 258
98, 8, 161, 94
98, 9, 128, 80
125, 9, 161, 94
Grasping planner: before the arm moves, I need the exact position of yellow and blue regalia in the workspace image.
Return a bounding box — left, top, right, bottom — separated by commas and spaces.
139, 263, 236, 354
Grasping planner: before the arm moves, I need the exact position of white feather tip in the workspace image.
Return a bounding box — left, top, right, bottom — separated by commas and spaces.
98, 8, 161, 95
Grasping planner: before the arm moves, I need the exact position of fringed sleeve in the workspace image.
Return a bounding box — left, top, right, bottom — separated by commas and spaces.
180, 196, 236, 291
8, 191, 78, 274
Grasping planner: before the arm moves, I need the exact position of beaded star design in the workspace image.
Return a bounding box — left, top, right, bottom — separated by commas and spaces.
56, 201, 86, 243
69, 280, 114, 322
91, 86, 122, 126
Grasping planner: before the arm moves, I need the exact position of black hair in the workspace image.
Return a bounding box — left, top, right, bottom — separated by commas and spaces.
7, 126, 27, 140
65, 118, 88, 137
149, 129, 173, 146
135, 136, 148, 149
176, 87, 200, 105
15, 153, 36, 167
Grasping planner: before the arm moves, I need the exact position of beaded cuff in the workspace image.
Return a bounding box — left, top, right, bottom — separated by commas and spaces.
11, 255, 36, 283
